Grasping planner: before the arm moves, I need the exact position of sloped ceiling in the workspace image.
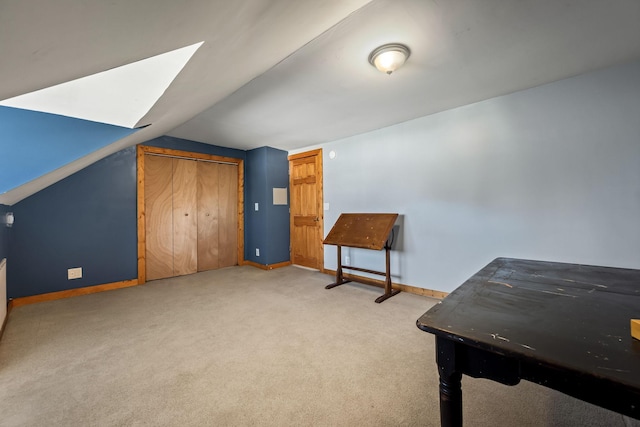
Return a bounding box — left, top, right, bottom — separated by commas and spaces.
170, 0, 640, 150
2, 0, 640, 205
0, 0, 372, 205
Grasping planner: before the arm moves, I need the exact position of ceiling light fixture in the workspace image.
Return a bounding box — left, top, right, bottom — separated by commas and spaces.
368, 43, 411, 75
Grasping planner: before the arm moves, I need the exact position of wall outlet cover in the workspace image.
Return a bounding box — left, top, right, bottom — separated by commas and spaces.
68, 267, 82, 280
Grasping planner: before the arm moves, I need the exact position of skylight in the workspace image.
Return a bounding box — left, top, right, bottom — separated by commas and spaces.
0, 42, 204, 128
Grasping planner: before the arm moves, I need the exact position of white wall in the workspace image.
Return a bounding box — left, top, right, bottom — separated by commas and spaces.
308, 59, 640, 292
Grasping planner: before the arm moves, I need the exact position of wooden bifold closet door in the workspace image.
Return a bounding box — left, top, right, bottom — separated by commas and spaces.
145, 155, 238, 281
173, 158, 198, 276
145, 155, 174, 280
197, 162, 238, 271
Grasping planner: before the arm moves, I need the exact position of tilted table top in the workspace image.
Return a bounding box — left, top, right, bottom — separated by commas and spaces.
323, 213, 398, 250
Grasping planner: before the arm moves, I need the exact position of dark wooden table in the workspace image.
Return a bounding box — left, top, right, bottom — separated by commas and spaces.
416, 257, 640, 426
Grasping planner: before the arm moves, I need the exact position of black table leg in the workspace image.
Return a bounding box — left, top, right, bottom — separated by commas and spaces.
436, 337, 463, 427
439, 371, 462, 426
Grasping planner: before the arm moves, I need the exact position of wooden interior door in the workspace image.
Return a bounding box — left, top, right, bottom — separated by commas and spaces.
145, 155, 174, 280
218, 163, 238, 268
172, 158, 198, 276
197, 162, 220, 271
289, 149, 323, 269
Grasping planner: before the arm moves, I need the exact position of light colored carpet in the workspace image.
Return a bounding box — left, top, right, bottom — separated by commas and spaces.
0, 266, 635, 426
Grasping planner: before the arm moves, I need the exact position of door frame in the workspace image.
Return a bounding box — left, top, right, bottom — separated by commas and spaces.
137, 145, 245, 284
288, 148, 324, 271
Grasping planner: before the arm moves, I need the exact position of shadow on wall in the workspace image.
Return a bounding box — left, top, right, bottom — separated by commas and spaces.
390, 214, 404, 252
0, 204, 10, 261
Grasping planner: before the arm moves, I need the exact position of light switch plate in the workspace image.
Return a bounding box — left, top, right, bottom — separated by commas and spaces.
254, 202, 259, 211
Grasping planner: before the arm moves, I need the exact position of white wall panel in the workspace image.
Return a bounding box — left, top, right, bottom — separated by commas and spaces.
314, 60, 640, 292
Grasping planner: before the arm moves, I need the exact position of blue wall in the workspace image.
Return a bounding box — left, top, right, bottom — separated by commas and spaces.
245, 147, 290, 265
7, 136, 248, 298
0, 106, 137, 194
8, 147, 138, 298
0, 204, 9, 261
265, 147, 290, 265
245, 148, 268, 264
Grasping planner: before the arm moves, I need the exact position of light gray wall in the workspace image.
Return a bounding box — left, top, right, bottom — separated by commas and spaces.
310, 59, 640, 292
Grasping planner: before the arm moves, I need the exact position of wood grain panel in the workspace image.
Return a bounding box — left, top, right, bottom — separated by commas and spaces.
137, 147, 147, 284
145, 155, 174, 280
243, 260, 292, 270
293, 216, 318, 227
236, 160, 245, 266
323, 213, 398, 250
289, 150, 323, 269
9, 280, 140, 307
197, 161, 220, 271
172, 158, 198, 276
219, 163, 238, 268
138, 146, 241, 165
138, 146, 245, 279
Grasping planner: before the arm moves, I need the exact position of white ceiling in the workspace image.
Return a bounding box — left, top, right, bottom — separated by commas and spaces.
169, 0, 640, 150
1, 0, 640, 204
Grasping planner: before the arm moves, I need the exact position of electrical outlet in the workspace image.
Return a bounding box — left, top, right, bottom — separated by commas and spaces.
254, 203, 259, 211
256, 248, 260, 257
68, 267, 82, 280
